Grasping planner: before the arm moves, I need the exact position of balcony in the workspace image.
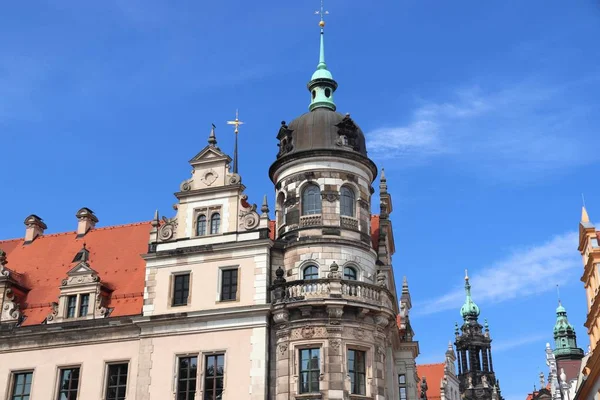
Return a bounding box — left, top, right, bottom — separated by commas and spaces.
300, 214, 321, 227
340, 216, 358, 230
271, 278, 393, 310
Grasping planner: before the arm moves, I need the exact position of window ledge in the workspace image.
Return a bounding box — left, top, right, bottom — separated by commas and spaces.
349, 395, 373, 400
295, 393, 323, 400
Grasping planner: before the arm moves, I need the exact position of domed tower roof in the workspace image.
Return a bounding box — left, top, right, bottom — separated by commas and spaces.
286, 109, 367, 156
460, 270, 480, 321
269, 13, 376, 181
553, 301, 584, 360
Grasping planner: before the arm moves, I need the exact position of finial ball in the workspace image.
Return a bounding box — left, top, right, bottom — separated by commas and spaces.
319, 20, 325, 28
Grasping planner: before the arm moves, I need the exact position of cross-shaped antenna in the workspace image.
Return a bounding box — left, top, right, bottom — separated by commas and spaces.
315, 0, 329, 27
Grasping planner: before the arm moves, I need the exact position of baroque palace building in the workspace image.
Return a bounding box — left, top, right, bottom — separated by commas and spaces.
0, 13, 419, 400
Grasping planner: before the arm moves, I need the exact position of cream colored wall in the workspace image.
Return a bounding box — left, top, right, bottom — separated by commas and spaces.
0, 339, 139, 399
146, 245, 270, 316
148, 328, 255, 400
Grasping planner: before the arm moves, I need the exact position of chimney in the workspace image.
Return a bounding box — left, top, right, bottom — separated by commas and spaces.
24, 214, 47, 244
76, 208, 98, 238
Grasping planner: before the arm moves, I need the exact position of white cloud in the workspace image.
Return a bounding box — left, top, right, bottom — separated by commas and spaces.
415, 230, 579, 316
366, 80, 599, 177
492, 333, 549, 353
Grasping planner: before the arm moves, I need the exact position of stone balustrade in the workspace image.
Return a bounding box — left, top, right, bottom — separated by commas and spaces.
300, 214, 321, 227
272, 278, 393, 309
340, 215, 358, 230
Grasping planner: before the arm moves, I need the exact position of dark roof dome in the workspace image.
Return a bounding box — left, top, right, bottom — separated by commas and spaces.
285, 108, 367, 157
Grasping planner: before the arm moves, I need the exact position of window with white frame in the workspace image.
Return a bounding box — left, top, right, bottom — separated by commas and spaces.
65, 294, 90, 319
176, 356, 198, 400
220, 268, 238, 301
57, 366, 80, 400
210, 213, 221, 234
105, 363, 129, 400
398, 374, 407, 400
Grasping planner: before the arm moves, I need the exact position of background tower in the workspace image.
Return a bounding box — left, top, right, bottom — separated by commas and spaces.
454, 272, 502, 400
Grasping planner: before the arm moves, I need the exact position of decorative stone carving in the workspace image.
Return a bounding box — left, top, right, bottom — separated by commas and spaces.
228, 173, 241, 185
321, 191, 340, 202
374, 314, 390, 330
158, 216, 178, 241
180, 178, 193, 192
238, 195, 260, 231
376, 270, 388, 288
273, 309, 289, 324
353, 328, 365, 340
46, 302, 59, 322
329, 339, 341, 354
278, 343, 288, 356
327, 306, 344, 324
0, 249, 8, 277
95, 290, 108, 317
327, 261, 342, 279
276, 121, 294, 158
201, 169, 218, 186
301, 326, 315, 339
2, 288, 21, 321
357, 309, 370, 320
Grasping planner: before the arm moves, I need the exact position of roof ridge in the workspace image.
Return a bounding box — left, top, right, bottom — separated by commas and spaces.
417, 362, 445, 367
0, 220, 152, 243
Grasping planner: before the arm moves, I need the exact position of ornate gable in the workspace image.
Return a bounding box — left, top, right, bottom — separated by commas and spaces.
0, 250, 28, 325
47, 245, 111, 323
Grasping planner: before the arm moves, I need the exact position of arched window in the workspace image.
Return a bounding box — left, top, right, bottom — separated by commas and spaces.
210, 213, 221, 234
343, 266, 357, 280
302, 184, 322, 215
303, 265, 319, 280
196, 215, 207, 236
340, 186, 355, 217
277, 192, 285, 227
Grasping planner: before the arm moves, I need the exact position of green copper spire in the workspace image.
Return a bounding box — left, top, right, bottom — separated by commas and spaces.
307, 1, 337, 112
460, 270, 480, 321
553, 301, 584, 360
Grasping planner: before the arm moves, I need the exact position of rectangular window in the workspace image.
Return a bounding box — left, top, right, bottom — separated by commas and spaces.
172, 274, 190, 306
204, 354, 225, 400
177, 356, 198, 400
57, 367, 80, 400
398, 374, 407, 400
66, 296, 77, 318
78, 294, 89, 317
220, 269, 238, 301
592, 237, 599, 248
299, 348, 320, 394
348, 349, 366, 395
105, 363, 128, 400
10, 371, 33, 400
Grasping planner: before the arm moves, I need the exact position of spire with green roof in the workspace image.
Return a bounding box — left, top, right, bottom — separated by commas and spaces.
553, 301, 584, 360
307, 1, 337, 112
460, 269, 480, 322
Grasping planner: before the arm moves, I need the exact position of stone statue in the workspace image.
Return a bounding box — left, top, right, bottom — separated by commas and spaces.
467, 375, 473, 389
420, 376, 428, 400
482, 375, 489, 388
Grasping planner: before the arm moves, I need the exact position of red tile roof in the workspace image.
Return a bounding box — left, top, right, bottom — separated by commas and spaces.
417, 363, 445, 400
371, 214, 380, 250
557, 359, 583, 382
0, 222, 151, 326
269, 220, 276, 240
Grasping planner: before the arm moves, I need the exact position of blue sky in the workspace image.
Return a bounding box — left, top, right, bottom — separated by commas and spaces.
1, 1, 599, 397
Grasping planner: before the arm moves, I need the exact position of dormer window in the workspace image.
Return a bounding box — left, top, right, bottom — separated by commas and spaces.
47, 245, 111, 324
210, 213, 221, 234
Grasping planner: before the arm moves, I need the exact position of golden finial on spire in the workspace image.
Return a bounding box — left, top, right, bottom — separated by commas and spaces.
227, 109, 244, 134
315, 0, 329, 28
